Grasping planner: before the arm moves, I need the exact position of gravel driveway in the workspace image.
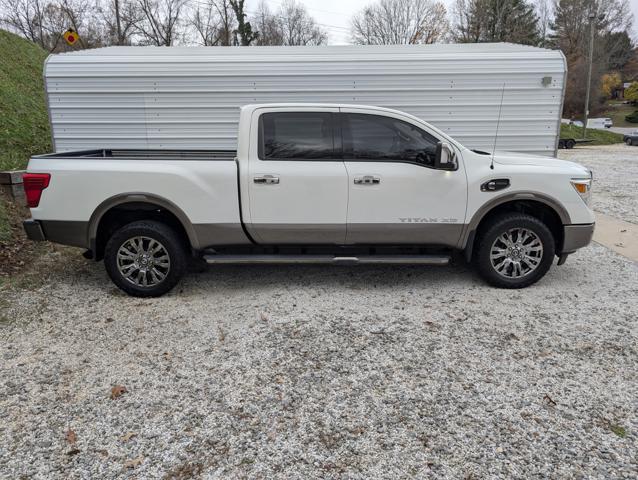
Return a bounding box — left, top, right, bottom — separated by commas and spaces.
559, 144, 638, 224
1, 242, 637, 479
1, 145, 637, 479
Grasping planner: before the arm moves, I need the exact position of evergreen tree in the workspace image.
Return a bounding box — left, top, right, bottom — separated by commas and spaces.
229, 0, 258, 45
453, 0, 541, 45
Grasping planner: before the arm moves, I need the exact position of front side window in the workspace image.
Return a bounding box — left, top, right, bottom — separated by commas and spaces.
259, 112, 335, 160
342, 113, 438, 167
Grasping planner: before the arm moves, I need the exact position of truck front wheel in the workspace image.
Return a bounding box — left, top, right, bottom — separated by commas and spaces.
104, 220, 187, 297
474, 213, 555, 288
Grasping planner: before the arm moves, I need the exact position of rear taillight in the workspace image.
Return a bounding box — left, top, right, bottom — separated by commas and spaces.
23, 173, 51, 208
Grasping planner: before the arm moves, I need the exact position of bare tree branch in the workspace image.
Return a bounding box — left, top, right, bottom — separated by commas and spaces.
351, 0, 449, 45
135, 0, 186, 46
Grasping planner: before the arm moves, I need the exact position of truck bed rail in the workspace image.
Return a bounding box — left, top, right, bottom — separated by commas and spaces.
33, 149, 237, 161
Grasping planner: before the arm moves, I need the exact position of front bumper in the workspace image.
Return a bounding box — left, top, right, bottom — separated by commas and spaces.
562, 223, 595, 254
23, 219, 46, 241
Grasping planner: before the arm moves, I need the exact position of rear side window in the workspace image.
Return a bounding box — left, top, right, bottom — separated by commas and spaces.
259, 112, 336, 160
342, 113, 438, 166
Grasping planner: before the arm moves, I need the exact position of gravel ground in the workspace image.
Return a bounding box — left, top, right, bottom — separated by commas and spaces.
1, 145, 637, 479
1, 242, 637, 479
559, 144, 638, 224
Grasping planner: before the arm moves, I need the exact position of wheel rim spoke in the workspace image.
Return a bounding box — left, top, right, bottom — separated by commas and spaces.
490, 227, 543, 279
116, 236, 171, 288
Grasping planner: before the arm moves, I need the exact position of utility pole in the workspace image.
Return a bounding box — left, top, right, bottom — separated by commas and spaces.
582, 10, 596, 139
115, 0, 123, 45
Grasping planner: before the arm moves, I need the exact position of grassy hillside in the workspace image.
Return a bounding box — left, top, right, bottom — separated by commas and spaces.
602, 102, 636, 128
0, 29, 51, 171
560, 124, 624, 145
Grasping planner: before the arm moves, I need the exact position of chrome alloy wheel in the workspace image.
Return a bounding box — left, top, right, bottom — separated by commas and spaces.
116, 236, 171, 287
489, 228, 544, 279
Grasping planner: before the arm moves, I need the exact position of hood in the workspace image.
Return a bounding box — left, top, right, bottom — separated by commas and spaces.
492, 151, 590, 175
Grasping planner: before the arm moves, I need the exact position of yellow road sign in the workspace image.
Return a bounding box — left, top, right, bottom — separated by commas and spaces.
63, 29, 79, 46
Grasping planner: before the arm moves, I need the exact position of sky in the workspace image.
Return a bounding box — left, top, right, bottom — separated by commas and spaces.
247, 0, 638, 46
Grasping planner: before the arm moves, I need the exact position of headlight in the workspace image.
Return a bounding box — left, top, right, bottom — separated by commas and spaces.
571, 178, 592, 206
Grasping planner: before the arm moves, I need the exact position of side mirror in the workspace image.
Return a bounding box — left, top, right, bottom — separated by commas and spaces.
435, 142, 457, 170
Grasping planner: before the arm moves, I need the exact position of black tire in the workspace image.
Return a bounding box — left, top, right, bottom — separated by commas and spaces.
104, 220, 187, 297
627, 138, 634, 146
474, 213, 555, 289
566, 139, 576, 149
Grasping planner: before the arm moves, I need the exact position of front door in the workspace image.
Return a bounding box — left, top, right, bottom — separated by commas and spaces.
246, 109, 348, 244
341, 110, 468, 247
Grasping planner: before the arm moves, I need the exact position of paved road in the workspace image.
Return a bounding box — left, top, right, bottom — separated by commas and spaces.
609, 126, 635, 135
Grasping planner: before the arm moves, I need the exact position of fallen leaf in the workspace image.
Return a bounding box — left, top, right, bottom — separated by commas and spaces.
66, 448, 81, 456
543, 394, 557, 406
110, 385, 128, 400
120, 432, 137, 442
96, 449, 109, 457
124, 456, 144, 469
105, 318, 115, 323
259, 312, 269, 322
65, 429, 77, 444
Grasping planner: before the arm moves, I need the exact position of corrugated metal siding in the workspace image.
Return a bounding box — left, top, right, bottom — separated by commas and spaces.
45, 44, 566, 156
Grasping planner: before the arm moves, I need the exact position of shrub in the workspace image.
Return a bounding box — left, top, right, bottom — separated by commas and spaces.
625, 111, 638, 123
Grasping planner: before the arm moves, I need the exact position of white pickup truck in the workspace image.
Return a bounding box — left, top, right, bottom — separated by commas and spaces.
23, 104, 595, 297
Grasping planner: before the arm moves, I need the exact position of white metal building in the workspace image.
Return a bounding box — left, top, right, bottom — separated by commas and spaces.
43, 43, 567, 156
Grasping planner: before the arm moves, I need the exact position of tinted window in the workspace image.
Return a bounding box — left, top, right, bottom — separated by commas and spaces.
259, 112, 335, 160
342, 113, 438, 166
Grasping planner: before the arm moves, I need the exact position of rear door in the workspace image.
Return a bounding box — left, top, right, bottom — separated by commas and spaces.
341, 109, 467, 246
245, 108, 348, 244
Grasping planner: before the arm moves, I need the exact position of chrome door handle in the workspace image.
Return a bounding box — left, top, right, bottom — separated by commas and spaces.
254, 175, 280, 184
354, 175, 380, 185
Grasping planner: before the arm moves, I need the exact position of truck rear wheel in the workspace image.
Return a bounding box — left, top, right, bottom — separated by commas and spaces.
474, 213, 555, 289
104, 220, 187, 297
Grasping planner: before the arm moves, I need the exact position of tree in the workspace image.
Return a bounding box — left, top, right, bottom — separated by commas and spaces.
351, 0, 449, 45
0, 0, 49, 49
135, 0, 187, 46
251, 0, 326, 46
277, 0, 327, 46
551, 0, 633, 57
601, 72, 621, 97
452, 0, 540, 45
0, 0, 107, 51
535, 0, 553, 46
551, 0, 635, 116
603, 31, 634, 70
99, 0, 141, 45
191, 0, 235, 46
253, 1, 284, 45
229, 0, 257, 45
626, 82, 638, 102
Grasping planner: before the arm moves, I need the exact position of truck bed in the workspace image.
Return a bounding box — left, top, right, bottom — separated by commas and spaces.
33, 149, 237, 161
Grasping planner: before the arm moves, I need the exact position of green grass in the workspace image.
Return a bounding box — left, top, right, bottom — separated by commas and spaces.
560, 124, 624, 145
0, 195, 10, 243
0, 29, 51, 171
609, 424, 627, 438
602, 102, 637, 128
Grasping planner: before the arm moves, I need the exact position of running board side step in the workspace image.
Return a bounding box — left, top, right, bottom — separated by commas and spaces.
203, 254, 450, 265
